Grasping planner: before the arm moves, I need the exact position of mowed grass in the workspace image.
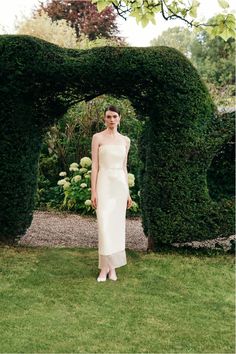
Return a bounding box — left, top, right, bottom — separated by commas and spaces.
0, 246, 234, 353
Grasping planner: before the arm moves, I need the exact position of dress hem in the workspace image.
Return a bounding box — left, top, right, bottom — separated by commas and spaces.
98, 249, 127, 269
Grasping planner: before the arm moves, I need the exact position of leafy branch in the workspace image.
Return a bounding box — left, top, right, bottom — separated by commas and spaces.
91, 0, 235, 40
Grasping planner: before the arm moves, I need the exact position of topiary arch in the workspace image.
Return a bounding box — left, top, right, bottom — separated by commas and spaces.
0, 35, 234, 246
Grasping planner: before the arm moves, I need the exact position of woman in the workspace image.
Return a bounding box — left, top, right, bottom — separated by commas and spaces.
91, 105, 132, 282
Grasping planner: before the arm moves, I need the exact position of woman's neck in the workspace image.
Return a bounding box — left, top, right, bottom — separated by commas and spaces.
105, 128, 119, 136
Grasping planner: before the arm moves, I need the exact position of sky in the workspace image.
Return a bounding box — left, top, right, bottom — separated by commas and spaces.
0, 0, 235, 46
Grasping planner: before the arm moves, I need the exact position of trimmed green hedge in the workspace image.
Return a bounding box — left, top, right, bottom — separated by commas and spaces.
0, 35, 234, 246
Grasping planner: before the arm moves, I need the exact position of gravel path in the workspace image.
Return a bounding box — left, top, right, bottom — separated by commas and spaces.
18, 210, 235, 252
18, 211, 148, 251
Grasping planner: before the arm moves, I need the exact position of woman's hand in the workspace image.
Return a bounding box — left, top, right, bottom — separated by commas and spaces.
91, 192, 97, 209
127, 195, 132, 209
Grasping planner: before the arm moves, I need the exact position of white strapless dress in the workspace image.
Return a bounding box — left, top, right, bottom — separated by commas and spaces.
96, 144, 129, 269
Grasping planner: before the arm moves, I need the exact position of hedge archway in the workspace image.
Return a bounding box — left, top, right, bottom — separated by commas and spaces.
0, 35, 234, 246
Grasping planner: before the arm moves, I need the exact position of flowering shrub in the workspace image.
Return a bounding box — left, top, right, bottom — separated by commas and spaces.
57, 157, 93, 214
57, 156, 140, 215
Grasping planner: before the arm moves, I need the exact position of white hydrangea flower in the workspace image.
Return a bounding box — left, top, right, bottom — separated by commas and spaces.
70, 162, 79, 168
69, 162, 79, 172
72, 175, 82, 182
80, 183, 87, 188
80, 157, 92, 168
57, 179, 67, 186
79, 167, 88, 174
84, 199, 92, 206
63, 181, 71, 190
69, 166, 79, 172
84, 174, 90, 179
59, 171, 67, 177
128, 173, 135, 187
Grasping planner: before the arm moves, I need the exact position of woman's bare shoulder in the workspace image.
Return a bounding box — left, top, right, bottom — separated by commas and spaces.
92, 132, 101, 137
119, 133, 130, 140
123, 135, 130, 144
119, 134, 130, 149
92, 132, 103, 140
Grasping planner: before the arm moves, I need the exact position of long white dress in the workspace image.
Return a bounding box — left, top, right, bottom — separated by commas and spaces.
96, 144, 129, 269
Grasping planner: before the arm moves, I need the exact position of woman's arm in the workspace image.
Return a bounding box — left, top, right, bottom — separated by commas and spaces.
123, 137, 132, 209
91, 134, 99, 196
123, 136, 131, 195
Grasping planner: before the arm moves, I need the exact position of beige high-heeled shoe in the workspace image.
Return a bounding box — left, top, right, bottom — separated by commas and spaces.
97, 268, 109, 282
108, 269, 117, 281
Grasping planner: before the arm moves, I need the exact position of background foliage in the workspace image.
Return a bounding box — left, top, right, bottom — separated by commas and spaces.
35, 96, 143, 216
38, 0, 120, 41
150, 18, 235, 107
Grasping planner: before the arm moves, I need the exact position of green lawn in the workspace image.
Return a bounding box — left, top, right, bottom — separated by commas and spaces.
0, 246, 234, 353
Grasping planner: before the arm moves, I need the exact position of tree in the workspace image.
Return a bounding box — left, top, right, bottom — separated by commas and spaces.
191, 24, 235, 87
92, 0, 235, 41
151, 20, 235, 106
150, 26, 195, 58
37, 0, 120, 41
16, 9, 124, 49
16, 10, 78, 48
191, 32, 235, 106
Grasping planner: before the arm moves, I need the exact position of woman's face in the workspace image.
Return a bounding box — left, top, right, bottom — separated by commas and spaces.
104, 110, 120, 128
